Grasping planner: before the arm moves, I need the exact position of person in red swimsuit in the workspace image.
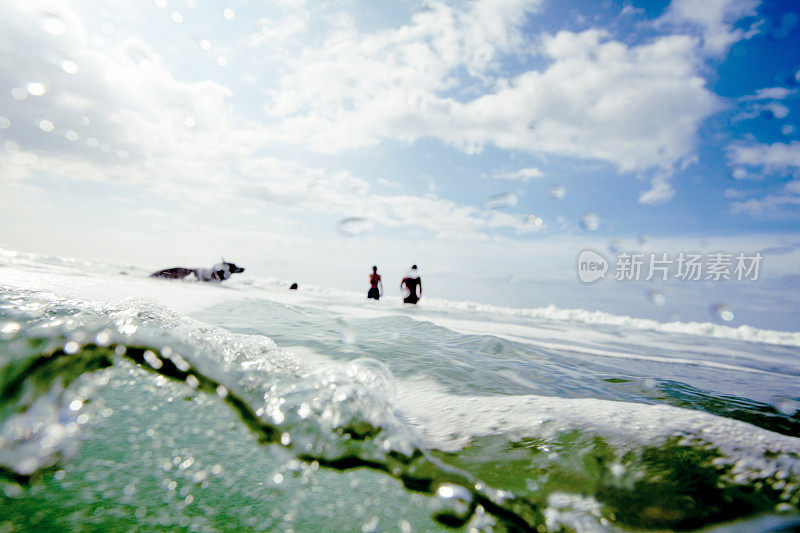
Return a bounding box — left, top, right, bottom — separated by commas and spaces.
368, 265, 383, 300
400, 265, 422, 304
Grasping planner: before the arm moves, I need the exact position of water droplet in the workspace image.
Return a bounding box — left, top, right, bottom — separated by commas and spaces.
607, 238, 626, 253
27, 82, 47, 96
65, 130, 79, 141
523, 214, 543, 227
337, 217, 373, 236
11, 88, 28, 100
579, 213, 599, 231
184, 116, 195, 127
117, 150, 130, 160
432, 483, 473, 527
143, 350, 163, 370
69, 399, 83, 411
154, 0, 167, 8
63, 340, 79, 353
42, 15, 66, 35
647, 289, 665, 307
0, 321, 21, 336
224, 8, 235, 19
216, 56, 227, 66
361, 517, 379, 533
485, 192, 518, 209
710, 303, 734, 322
775, 397, 799, 416
731, 168, 748, 180
199, 39, 211, 51
95, 330, 111, 345
0, 116, 10, 129
548, 185, 566, 199
87, 137, 100, 148
61, 60, 79, 73
347, 358, 396, 403
38, 119, 54, 132
171, 12, 183, 23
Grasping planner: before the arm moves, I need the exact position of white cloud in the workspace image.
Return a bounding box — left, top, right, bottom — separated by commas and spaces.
727, 141, 800, 173
0, 0, 548, 241
485, 167, 544, 181
262, 21, 719, 179
730, 192, 800, 217
639, 175, 676, 205
748, 87, 794, 100
657, 0, 761, 56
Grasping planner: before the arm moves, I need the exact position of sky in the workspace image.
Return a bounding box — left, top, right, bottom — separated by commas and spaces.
0, 0, 799, 330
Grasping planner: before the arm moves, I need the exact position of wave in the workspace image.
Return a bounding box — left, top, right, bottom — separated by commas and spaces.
2, 286, 800, 530
238, 276, 800, 348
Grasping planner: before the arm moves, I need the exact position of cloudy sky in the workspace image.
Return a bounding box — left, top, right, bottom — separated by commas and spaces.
1, 0, 799, 329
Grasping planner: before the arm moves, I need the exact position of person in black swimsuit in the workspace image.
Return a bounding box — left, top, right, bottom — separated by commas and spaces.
400, 265, 422, 304
368, 266, 383, 300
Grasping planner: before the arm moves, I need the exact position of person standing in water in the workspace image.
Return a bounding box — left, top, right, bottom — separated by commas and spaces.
400, 265, 422, 304
368, 265, 383, 300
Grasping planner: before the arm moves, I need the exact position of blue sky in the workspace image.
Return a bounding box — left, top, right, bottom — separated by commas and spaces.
1, 0, 799, 329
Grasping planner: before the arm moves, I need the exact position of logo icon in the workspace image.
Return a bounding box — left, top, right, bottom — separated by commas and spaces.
577, 249, 608, 283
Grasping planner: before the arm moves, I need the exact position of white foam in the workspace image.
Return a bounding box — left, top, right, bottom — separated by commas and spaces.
238, 272, 800, 348
271, 345, 800, 482
394, 378, 800, 480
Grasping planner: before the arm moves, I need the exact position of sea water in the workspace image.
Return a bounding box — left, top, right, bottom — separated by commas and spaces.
0, 248, 798, 531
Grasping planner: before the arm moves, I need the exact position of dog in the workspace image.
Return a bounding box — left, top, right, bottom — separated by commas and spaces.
150, 259, 245, 283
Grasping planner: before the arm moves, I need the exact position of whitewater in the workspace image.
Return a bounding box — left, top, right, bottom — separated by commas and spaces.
0, 248, 798, 532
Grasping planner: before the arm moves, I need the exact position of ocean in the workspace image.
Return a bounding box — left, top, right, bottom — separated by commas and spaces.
0, 248, 798, 532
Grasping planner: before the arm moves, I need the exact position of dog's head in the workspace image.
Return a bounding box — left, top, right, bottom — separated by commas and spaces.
222, 261, 245, 274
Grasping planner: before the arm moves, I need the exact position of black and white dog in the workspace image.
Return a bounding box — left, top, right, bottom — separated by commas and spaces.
150, 260, 245, 283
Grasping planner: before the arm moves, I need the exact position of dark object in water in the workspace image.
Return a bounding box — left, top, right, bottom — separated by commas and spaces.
289, 283, 298, 290
401, 265, 421, 304
368, 265, 382, 300
150, 261, 245, 283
